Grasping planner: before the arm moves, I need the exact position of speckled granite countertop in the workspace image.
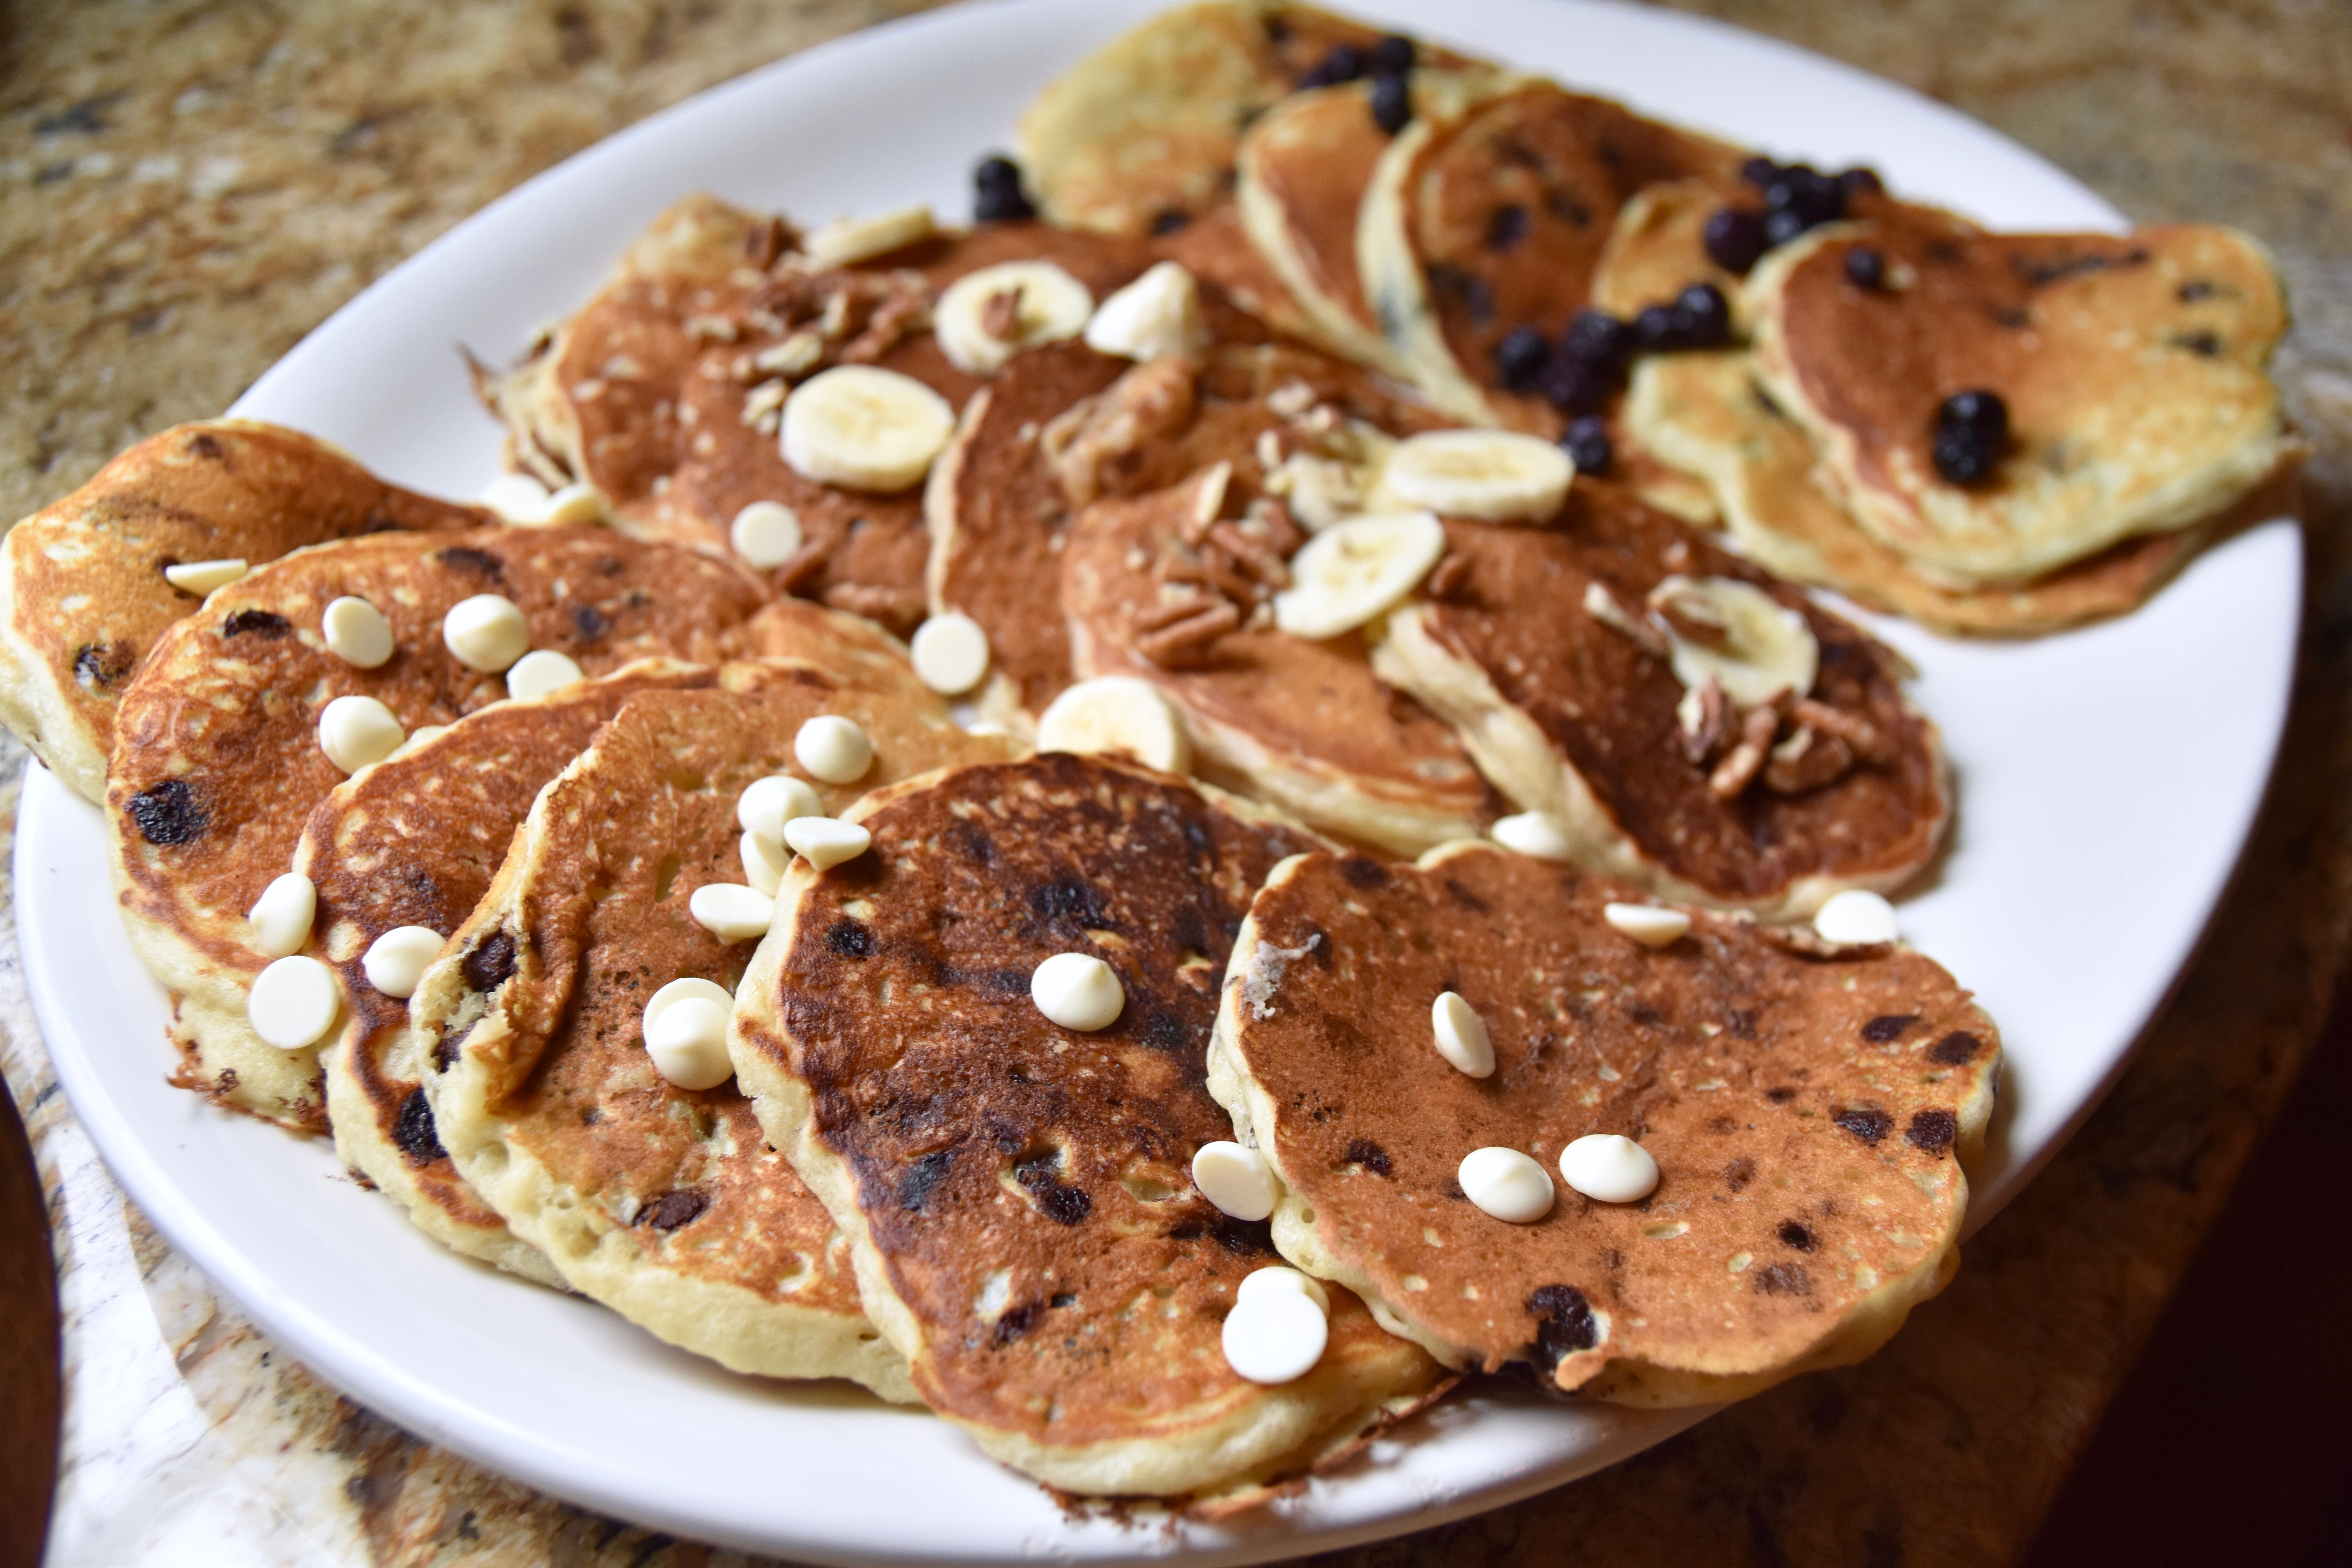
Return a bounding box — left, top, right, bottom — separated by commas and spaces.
4, 2, 2350, 1563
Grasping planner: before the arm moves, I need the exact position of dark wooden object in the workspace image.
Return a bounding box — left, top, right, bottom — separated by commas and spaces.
0, 1091, 59, 1566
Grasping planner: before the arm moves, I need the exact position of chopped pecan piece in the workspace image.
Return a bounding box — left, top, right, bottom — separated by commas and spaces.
1763, 725, 1856, 794
1425, 552, 1471, 601
1042, 357, 1199, 508
1207, 522, 1289, 590
1647, 578, 1731, 649
1791, 698, 1893, 766
1708, 701, 1786, 800
1134, 592, 1230, 633
1136, 599, 1241, 669
1677, 676, 1730, 764
1583, 581, 1669, 659
822, 582, 921, 633
979, 286, 1024, 343
1245, 496, 1305, 557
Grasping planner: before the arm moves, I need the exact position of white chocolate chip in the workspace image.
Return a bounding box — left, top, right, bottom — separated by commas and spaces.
388, 724, 448, 760
1604, 902, 1690, 947
643, 976, 733, 1039
1458, 1146, 1555, 1223
794, 715, 873, 783
909, 612, 991, 695
317, 695, 405, 773
164, 558, 249, 595
688, 883, 776, 943
247, 872, 316, 958
1191, 1141, 1277, 1221
1814, 889, 1900, 946
1559, 1133, 1660, 1203
247, 955, 339, 1050
505, 648, 584, 701
321, 595, 394, 669
1492, 811, 1574, 861
442, 593, 531, 673
362, 926, 444, 998
644, 996, 734, 1091
479, 472, 552, 521
1220, 1287, 1327, 1385
740, 829, 789, 895
738, 775, 824, 843
1236, 1265, 1329, 1317
784, 817, 871, 871
539, 483, 604, 524
1430, 991, 1496, 1078
730, 500, 804, 568
1031, 951, 1123, 1032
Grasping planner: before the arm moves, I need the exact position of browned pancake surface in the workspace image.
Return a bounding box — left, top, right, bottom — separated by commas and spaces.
1213, 844, 1997, 1400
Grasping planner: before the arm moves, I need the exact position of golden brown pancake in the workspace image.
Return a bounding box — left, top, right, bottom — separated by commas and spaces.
731, 753, 1445, 1497
486, 195, 1158, 632
1372, 483, 1949, 918
413, 664, 1015, 1395
1748, 222, 2290, 586
1210, 842, 1998, 1404
0, 419, 487, 803
1065, 467, 1490, 855
107, 525, 771, 1131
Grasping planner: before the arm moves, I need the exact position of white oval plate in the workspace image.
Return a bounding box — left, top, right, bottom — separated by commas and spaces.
15, 0, 2298, 1561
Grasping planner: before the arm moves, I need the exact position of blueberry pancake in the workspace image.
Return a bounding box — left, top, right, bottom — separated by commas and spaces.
1372, 482, 1949, 918
730, 753, 1446, 1497
1209, 842, 1998, 1404
107, 525, 769, 1131
1748, 222, 2292, 586
0, 419, 488, 803
1063, 467, 1490, 855
410, 665, 1013, 1394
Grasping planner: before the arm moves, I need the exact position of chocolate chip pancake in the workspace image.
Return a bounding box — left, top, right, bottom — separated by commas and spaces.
108, 526, 770, 1131
1208, 841, 1998, 1404
0, 419, 487, 803
1625, 350, 2285, 635
730, 753, 1445, 1496
1371, 484, 1949, 917
1748, 222, 2292, 586
485, 194, 1157, 632
412, 665, 1014, 1395
1064, 467, 1489, 854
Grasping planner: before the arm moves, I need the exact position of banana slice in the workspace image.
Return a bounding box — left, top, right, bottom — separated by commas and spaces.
1272, 510, 1446, 641
801, 204, 936, 269
1648, 575, 1818, 708
1377, 430, 1573, 523
1083, 261, 1208, 362
935, 260, 1095, 374
1035, 675, 1191, 775
780, 365, 956, 492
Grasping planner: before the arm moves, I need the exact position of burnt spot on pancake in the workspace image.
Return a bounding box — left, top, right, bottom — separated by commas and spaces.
571, 603, 610, 642
433, 545, 506, 581
1339, 857, 1389, 890
1860, 1013, 1918, 1043
71, 641, 134, 690
2169, 330, 2223, 358
1726, 1009, 1758, 1040
188, 432, 225, 461
897, 1149, 955, 1211
992, 1300, 1044, 1344
1344, 1138, 1392, 1176
641, 1190, 709, 1231
945, 819, 994, 866
1723, 1157, 1756, 1192
1929, 1031, 1983, 1065
1906, 1109, 1958, 1156
1776, 1220, 1815, 1251
825, 918, 875, 960
126, 778, 206, 845
1526, 1283, 1599, 1372
1753, 1263, 1811, 1297
460, 929, 518, 993
219, 609, 291, 640
1165, 1214, 1277, 1256
392, 1087, 446, 1164
1764, 1086, 1798, 1104
1833, 1105, 1893, 1145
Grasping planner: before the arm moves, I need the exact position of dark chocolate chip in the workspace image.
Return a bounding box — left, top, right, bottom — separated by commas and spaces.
1927, 1031, 1982, 1065
1754, 1263, 1811, 1296
1906, 1108, 1958, 1155
434, 545, 506, 580
1494, 324, 1550, 390
1149, 208, 1191, 235
35, 96, 114, 136
1777, 1220, 1815, 1250
126, 779, 206, 846
1861, 1013, 1918, 1044
825, 918, 876, 960
1344, 1138, 1392, 1176
1485, 203, 1529, 253
1702, 207, 1767, 275
1765, 1086, 1798, 1104
1050, 1292, 1078, 1309
1209, 1215, 1276, 1255
1723, 1157, 1756, 1191
1833, 1105, 1893, 1145
188, 432, 225, 461
643, 1190, 708, 1230
973, 154, 1036, 223
1368, 72, 1412, 136
1838, 165, 1884, 198
2170, 330, 2223, 357
1037, 1183, 1091, 1225
1561, 416, 1613, 476
392, 1087, 446, 1164
991, 1300, 1042, 1343
460, 930, 517, 993
1526, 1283, 1599, 1370
897, 1149, 954, 1211
220, 609, 291, 639
1029, 874, 1107, 926
2177, 280, 2220, 302
1843, 245, 1886, 290
571, 603, 609, 642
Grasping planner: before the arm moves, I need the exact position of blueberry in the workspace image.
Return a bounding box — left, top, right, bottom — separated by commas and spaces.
1632, 303, 1683, 353
1764, 164, 1843, 225
1494, 325, 1551, 391
1761, 207, 1812, 250
1561, 416, 1613, 475
1739, 155, 1782, 189
1843, 245, 1885, 290
973, 155, 1035, 223
1838, 165, 1885, 199
1298, 44, 1365, 89
1931, 390, 2008, 485
1671, 283, 1731, 348
1560, 307, 1632, 370
1538, 352, 1611, 415
1702, 207, 1767, 275
1369, 71, 1412, 134
1369, 33, 1416, 74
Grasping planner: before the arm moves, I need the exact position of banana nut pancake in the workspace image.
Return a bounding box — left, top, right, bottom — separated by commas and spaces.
1748, 222, 2292, 586
1372, 483, 1949, 918
1625, 350, 2288, 636
307, 662, 717, 1286
486, 194, 1159, 632
1208, 842, 1998, 1404
730, 753, 1446, 1497
1064, 467, 1488, 855
926, 336, 1447, 726
108, 525, 770, 1131
412, 665, 1014, 1395
0, 419, 487, 803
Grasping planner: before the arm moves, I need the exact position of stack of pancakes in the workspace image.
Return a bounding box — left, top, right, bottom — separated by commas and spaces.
15, 0, 2281, 1508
